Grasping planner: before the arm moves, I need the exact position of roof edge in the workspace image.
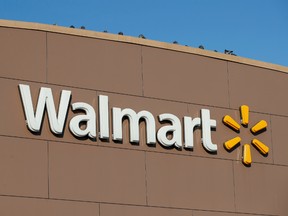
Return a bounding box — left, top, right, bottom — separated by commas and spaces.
1, 19, 287, 73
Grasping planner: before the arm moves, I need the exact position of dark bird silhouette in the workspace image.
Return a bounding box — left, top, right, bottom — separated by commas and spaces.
138, 34, 146, 39
224, 49, 237, 56
198, 45, 204, 49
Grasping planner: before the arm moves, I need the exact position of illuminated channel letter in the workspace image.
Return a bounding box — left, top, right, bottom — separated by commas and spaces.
224, 136, 241, 150
69, 102, 96, 138
112, 108, 156, 144
19, 84, 71, 134
201, 109, 217, 152
157, 114, 182, 148
243, 144, 252, 165
223, 115, 240, 131
251, 120, 267, 133
240, 105, 249, 126
184, 116, 201, 149
99, 95, 109, 139
252, 139, 269, 155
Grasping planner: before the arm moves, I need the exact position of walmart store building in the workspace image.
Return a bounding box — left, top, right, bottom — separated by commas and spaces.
0, 20, 287, 216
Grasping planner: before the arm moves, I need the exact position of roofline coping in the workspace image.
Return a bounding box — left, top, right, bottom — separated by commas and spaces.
1, 19, 287, 73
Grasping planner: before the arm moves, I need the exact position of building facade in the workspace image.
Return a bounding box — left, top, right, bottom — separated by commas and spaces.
0, 20, 288, 216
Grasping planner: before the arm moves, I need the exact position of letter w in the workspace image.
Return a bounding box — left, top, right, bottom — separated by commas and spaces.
19, 84, 71, 134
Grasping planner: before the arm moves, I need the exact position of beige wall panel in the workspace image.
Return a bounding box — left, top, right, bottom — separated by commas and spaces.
188, 104, 273, 164
0, 136, 48, 197
193, 211, 236, 216
100, 204, 192, 216
0, 27, 46, 82
228, 62, 288, 116
146, 152, 235, 211
236, 214, 271, 216
0, 196, 99, 216
274, 165, 288, 216
193, 211, 272, 216
49, 142, 146, 205
0, 78, 98, 145
233, 161, 278, 215
47, 33, 142, 95
142, 46, 229, 107
271, 115, 288, 166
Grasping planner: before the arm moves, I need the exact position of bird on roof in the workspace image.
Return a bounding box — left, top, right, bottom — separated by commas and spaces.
224, 49, 237, 56
138, 34, 146, 39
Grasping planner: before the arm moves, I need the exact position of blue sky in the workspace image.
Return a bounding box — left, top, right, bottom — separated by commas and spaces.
1, 0, 288, 66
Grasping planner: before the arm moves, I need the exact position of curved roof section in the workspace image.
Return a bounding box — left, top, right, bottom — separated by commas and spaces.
1, 19, 287, 73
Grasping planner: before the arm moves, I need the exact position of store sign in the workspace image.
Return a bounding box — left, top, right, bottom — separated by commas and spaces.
19, 84, 217, 152
222, 106, 269, 166
18, 84, 269, 165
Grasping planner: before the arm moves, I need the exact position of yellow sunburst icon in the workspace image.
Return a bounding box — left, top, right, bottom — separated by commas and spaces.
223, 105, 269, 166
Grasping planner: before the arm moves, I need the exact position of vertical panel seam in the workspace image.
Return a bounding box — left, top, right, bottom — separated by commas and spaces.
227, 61, 231, 108
45, 32, 48, 83
232, 160, 237, 212
141, 46, 144, 97
269, 115, 275, 165
144, 151, 148, 206
47, 141, 50, 199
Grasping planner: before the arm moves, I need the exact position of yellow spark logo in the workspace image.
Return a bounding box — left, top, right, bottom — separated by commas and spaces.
223, 105, 269, 166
